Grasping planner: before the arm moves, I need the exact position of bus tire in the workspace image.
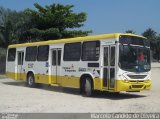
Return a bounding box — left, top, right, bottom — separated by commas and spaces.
84, 77, 93, 97
27, 73, 36, 88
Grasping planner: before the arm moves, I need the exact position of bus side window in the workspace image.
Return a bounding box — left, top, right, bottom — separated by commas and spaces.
37, 45, 49, 61
82, 41, 100, 61
63, 42, 81, 61
25, 46, 37, 61
7, 48, 16, 61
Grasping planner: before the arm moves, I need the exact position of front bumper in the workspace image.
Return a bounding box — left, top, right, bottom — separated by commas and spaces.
115, 80, 151, 92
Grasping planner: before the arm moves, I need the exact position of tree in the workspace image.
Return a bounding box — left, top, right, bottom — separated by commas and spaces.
0, 3, 91, 47
142, 28, 160, 61
156, 34, 160, 41
0, 7, 13, 48
0, 7, 29, 47
125, 30, 136, 34
9, 11, 33, 43
142, 28, 157, 41
142, 28, 157, 51
155, 34, 160, 61
23, 3, 91, 42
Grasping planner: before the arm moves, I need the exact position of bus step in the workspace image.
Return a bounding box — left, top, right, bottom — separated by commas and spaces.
50, 83, 60, 87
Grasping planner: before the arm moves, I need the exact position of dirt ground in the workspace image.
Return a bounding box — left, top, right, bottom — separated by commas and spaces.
0, 64, 160, 113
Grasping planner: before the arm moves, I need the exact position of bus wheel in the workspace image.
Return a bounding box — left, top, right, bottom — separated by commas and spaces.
27, 73, 36, 88
84, 77, 93, 97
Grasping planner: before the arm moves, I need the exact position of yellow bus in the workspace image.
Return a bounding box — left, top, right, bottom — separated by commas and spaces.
6, 33, 151, 96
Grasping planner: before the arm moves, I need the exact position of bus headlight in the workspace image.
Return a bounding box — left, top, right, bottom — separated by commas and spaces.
118, 74, 128, 81
145, 75, 151, 81
143, 74, 151, 83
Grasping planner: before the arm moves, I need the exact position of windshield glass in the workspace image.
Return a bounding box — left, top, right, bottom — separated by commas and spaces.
119, 35, 150, 47
119, 36, 151, 72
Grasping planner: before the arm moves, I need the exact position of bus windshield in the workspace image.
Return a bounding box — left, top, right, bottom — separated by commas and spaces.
119, 36, 151, 72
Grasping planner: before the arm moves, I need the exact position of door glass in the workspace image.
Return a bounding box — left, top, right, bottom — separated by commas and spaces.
18, 52, 21, 65
21, 52, 24, 65
58, 50, 61, 66
103, 68, 108, 87
110, 68, 115, 88
103, 47, 108, 66
103, 47, 109, 87
110, 47, 115, 66
52, 50, 56, 66
18, 52, 24, 65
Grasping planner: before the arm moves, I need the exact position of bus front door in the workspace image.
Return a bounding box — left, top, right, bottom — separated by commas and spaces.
51, 49, 61, 84
103, 45, 115, 90
17, 51, 24, 80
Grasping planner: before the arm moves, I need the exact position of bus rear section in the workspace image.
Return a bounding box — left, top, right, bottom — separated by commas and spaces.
6, 48, 17, 80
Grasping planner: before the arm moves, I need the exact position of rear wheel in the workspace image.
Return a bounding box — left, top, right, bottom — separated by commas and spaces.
84, 77, 93, 97
27, 73, 36, 88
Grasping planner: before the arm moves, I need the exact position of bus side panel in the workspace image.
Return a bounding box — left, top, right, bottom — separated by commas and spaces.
23, 61, 50, 84
94, 78, 103, 90
6, 62, 16, 80
34, 61, 49, 84
6, 50, 17, 80
58, 76, 80, 88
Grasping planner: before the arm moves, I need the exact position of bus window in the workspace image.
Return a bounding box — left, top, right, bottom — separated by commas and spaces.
82, 41, 100, 61
7, 48, 16, 61
63, 42, 81, 61
25, 46, 37, 61
37, 45, 49, 61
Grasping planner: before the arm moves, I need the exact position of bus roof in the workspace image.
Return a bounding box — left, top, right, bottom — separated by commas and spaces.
8, 33, 146, 48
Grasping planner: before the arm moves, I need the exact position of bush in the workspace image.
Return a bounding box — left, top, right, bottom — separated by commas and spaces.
0, 48, 7, 74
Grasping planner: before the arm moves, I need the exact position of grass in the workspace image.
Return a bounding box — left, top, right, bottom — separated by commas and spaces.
0, 75, 6, 79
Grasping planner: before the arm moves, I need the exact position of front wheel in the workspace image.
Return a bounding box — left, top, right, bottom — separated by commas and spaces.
27, 73, 36, 88
84, 77, 93, 97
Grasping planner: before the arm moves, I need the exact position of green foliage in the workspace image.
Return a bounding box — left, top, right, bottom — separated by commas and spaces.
0, 3, 91, 46
0, 47, 6, 57
23, 3, 91, 42
0, 47, 6, 74
0, 7, 30, 47
156, 34, 160, 41
142, 28, 157, 41
0, 7, 13, 47
141, 28, 159, 48
142, 28, 160, 61
125, 30, 136, 34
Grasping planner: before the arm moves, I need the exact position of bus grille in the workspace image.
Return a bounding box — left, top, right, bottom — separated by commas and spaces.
129, 80, 144, 83
132, 85, 143, 88
127, 75, 147, 79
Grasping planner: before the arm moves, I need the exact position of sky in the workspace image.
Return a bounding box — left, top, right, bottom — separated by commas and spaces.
0, 0, 160, 35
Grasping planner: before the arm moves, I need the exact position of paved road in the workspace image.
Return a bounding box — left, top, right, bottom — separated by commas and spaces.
0, 67, 160, 113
